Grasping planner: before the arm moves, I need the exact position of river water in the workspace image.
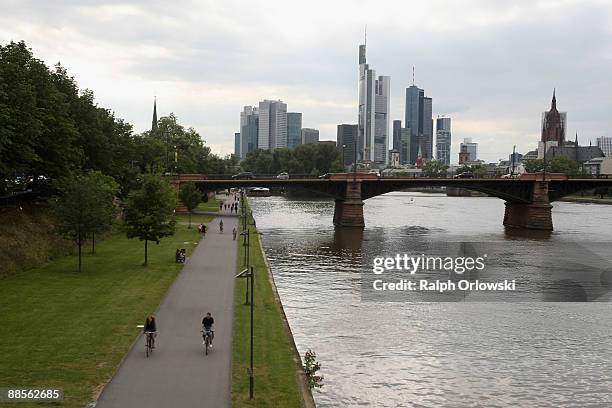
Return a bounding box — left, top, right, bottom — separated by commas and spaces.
249, 193, 612, 408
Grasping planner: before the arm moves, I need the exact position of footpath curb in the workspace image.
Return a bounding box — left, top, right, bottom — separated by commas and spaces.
257, 234, 317, 408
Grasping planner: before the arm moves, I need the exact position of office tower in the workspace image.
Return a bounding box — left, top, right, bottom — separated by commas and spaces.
358, 42, 390, 166
392, 120, 402, 153
435, 116, 451, 165
234, 133, 240, 157
258, 100, 287, 150
405, 84, 433, 163
337, 124, 359, 168
287, 112, 303, 149
458, 145, 470, 164
541, 89, 567, 145
240, 106, 259, 159
596, 136, 612, 157
460, 137, 478, 161
399, 127, 411, 165
302, 128, 319, 144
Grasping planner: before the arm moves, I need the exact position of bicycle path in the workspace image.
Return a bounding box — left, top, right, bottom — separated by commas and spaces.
94, 211, 238, 408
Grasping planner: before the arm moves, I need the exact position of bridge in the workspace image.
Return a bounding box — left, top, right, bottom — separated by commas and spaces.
169, 174, 612, 231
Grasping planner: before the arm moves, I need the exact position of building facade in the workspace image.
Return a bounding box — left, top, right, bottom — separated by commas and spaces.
337, 124, 358, 168
240, 106, 259, 159
597, 136, 612, 157
287, 112, 303, 149
405, 85, 433, 163
435, 116, 451, 165
460, 138, 478, 161
234, 132, 240, 157
392, 120, 402, 155
258, 100, 287, 150
400, 127, 411, 165
302, 128, 319, 144
358, 43, 389, 167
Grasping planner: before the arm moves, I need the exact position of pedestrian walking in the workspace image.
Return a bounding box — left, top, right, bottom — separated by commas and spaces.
232, 227, 237, 240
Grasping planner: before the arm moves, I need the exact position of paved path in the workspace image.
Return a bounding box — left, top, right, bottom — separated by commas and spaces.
95, 207, 238, 408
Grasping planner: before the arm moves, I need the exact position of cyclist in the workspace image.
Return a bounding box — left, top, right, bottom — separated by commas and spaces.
202, 312, 215, 347
219, 219, 224, 233
144, 315, 157, 348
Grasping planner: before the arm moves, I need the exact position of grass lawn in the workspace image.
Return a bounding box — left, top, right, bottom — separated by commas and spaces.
196, 197, 221, 212
232, 209, 303, 407
0, 223, 201, 408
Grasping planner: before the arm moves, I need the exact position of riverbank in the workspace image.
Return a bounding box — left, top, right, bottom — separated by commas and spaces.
560, 196, 612, 204
232, 199, 313, 407
0, 220, 209, 408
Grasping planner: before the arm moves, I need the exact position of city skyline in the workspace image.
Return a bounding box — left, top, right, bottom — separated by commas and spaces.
3, 1, 612, 162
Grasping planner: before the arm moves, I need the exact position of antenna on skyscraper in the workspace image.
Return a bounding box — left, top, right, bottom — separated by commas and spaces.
412, 66, 415, 85
364, 24, 367, 47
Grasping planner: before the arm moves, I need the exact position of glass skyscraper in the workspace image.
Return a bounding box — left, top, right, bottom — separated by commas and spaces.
287, 112, 303, 149
405, 85, 433, 163
358, 43, 390, 166
435, 117, 451, 165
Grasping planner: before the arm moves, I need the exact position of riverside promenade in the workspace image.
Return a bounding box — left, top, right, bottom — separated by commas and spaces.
94, 199, 238, 408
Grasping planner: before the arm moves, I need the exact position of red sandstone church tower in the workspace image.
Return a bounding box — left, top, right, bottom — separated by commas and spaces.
541, 89, 566, 145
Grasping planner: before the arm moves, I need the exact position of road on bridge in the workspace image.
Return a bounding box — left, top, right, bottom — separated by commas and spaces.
94, 209, 238, 408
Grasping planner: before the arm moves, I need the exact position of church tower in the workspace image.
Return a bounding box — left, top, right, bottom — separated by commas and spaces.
541, 89, 565, 145
152, 97, 158, 132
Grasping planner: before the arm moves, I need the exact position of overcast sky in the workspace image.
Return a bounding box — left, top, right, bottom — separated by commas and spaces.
2, 0, 611, 162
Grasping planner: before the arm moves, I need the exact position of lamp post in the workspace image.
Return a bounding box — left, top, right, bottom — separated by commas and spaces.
341, 144, 346, 172
511, 145, 516, 176
234, 265, 254, 399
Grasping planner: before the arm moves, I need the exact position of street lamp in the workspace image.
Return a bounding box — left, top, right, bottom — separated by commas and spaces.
341, 144, 346, 172
234, 265, 254, 399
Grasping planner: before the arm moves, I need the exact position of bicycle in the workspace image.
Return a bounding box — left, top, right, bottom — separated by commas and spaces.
201, 328, 213, 356
145, 331, 156, 357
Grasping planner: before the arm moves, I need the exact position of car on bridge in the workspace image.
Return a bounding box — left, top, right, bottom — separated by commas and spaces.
453, 171, 474, 179
232, 172, 254, 180
277, 172, 290, 180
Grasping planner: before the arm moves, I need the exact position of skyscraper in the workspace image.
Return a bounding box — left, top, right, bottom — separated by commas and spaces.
302, 128, 319, 144
234, 132, 240, 157
240, 106, 259, 159
400, 127, 411, 165
258, 100, 287, 150
405, 84, 433, 163
596, 136, 612, 157
287, 112, 303, 149
392, 120, 402, 152
460, 138, 478, 161
337, 124, 358, 168
358, 42, 390, 166
435, 117, 451, 165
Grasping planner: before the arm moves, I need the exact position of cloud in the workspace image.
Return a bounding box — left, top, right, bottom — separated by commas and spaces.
1, 0, 611, 160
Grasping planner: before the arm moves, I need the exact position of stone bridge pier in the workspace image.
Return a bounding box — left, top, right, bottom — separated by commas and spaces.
333, 181, 365, 227
503, 181, 553, 230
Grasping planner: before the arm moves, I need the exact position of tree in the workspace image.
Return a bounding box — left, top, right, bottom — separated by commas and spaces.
51, 171, 119, 272
123, 174, 177, 265
423, 160, 449, 178
179, 182, 201, 228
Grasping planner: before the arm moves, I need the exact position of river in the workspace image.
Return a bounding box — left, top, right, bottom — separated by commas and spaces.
249, 193, 612, 408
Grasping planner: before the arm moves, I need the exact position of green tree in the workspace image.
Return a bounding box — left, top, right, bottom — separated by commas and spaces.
51, 171, 119, 272
179, 182, 201, 228
123, 174, 177, 265
423, 160, 449, 178
460, 163, 486, 177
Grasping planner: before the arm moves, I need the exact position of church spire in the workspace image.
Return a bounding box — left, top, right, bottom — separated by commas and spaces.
152, 97, 158, 132
551, 88, 556, 110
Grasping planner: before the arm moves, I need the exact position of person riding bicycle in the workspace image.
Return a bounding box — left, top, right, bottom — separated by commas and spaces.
144, 315, 157, 348
219, 219, 224, 233
202, 312, 215, 347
